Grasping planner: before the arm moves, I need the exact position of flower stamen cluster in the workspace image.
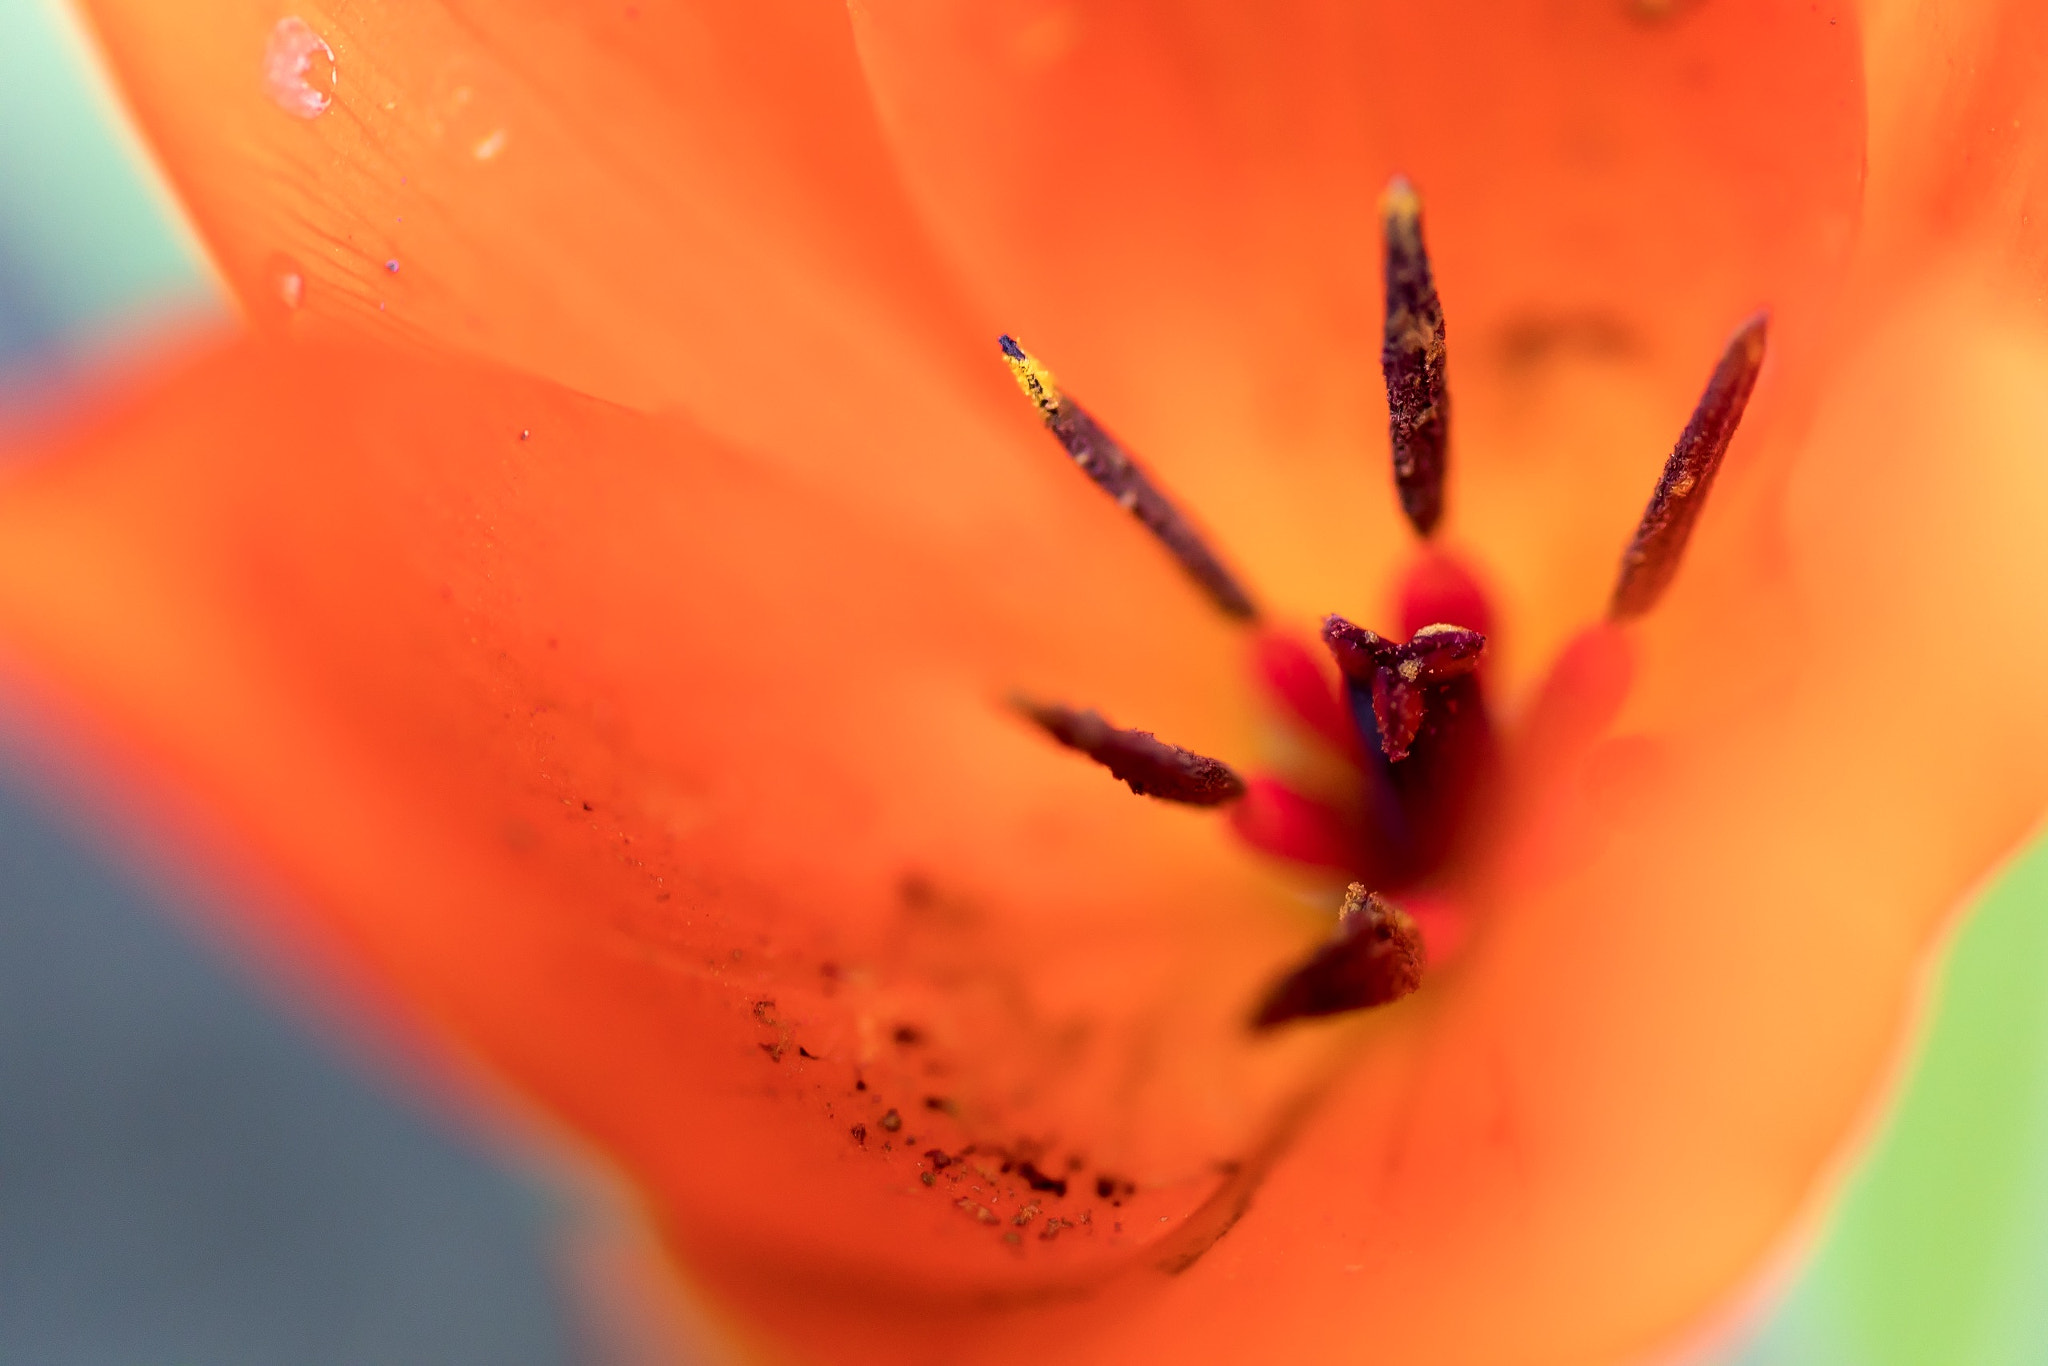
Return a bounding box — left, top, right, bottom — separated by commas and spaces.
1004, 177, 1765, 1027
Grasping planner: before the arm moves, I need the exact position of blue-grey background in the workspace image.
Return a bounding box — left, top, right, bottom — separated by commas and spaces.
0, 776, 587, 1365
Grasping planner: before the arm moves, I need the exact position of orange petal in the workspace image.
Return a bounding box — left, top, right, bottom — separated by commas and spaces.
1860, 0, 2048, 296
0, 333, 1377, 1328
850, 0, 1867, 680
76, 0, 1050, 546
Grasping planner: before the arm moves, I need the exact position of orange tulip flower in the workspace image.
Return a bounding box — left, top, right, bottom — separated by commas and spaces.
4, 0, 2047, 1361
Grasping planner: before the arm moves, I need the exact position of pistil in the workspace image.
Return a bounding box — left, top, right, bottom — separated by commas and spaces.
1321, 617, 1486, 763
1321, 615, 1497, 883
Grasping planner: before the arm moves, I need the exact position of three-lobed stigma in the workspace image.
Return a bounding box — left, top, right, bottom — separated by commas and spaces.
1321, 616, 1487, 764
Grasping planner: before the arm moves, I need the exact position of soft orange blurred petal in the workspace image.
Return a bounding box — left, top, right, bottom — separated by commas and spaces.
0, 335, 1373, 1324
1861, 0, 2048, 300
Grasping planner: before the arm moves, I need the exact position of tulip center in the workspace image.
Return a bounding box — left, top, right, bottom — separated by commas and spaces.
1003, 175, 1766, 1029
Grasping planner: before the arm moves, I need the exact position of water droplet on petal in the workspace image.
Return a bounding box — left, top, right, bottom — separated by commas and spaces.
254, 252, 307, 331
425, 56, 513, 156
263, 17, 336, 119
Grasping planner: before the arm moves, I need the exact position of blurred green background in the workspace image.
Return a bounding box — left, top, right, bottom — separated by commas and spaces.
5, 1, 2047, 1362
0, 0, 211, 373
1727, 842, 2048, 1366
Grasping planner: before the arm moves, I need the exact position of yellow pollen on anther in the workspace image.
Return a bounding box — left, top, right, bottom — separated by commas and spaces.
1002, 344, 1064, 422
1379, 175, 1422, 224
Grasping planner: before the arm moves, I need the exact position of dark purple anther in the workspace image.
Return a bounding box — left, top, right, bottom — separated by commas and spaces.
1250, 883, 1424, 1028
1381, 176, 1449, 539
1018, 699, 1247, 807
1000, 336, 1259, 622
1610, 312, 1768, 620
